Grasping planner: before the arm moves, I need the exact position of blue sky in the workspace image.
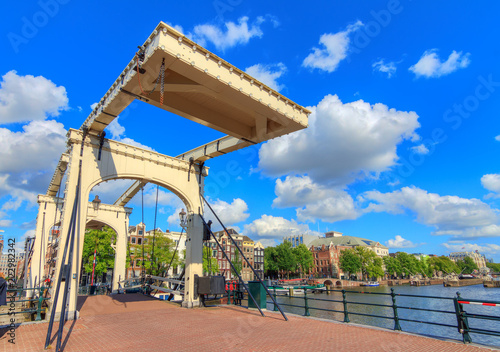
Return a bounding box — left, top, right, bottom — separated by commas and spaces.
1, 1, 500, 261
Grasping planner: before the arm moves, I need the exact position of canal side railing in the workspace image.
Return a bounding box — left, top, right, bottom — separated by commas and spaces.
0, 287, 48, 324
225, 286, 500, 345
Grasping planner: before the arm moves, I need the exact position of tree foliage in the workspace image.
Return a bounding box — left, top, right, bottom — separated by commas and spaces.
203, 246, 219, 275
231, 249, 242, 277
339, 248, 362, 278
275, 241, 297, 279
292, 244, 314, 277
456, 257, 478, 275
82, 227, 116, 279
486, 262, 500, 272
427, 256, 459, 276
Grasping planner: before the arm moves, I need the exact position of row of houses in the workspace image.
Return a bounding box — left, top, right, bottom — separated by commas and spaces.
126, 224, 265, 281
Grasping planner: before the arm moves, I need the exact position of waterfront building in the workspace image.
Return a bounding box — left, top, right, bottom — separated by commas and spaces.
253, 242, 264, 280
126, 223, 185, 278
283, 234, 318, 248
242, 236, 254, 281
449, 250, 487, 269
210, 228, 243, 280
309, 231, 388, 279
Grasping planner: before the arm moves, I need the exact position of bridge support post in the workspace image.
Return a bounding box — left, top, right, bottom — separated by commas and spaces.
182, 213, 204, 308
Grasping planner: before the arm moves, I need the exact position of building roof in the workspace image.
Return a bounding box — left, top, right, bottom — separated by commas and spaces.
309, 235, 387, 249
242, 236, 254, 243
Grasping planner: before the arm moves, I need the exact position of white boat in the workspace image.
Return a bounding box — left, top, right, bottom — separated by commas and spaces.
360, 281, 380, 287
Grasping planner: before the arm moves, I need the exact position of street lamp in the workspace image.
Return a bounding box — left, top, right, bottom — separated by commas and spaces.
179, 208, 187, 229
92, 195, 101, 211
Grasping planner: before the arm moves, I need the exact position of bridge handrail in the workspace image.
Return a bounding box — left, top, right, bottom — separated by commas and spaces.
250, 287, 500, 346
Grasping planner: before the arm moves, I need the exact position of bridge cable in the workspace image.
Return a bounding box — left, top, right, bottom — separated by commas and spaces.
201, 194, 288, 321
141, 187, 145, 284
150, 185, 159, 276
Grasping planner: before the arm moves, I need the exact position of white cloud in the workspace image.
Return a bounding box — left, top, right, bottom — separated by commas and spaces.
409, 50, 470, 78
245, 63, 286, 92
104, 117, 153, 151
273, 176, 359, 223
0, 119, 67, 208
191, 16, 265, 51
302, 21, 363, 73
411, 144, 430, 155
361, 186, 500, 239
0, 70, 69, 124
372, 59, 397, 78
259, 94, 420, 185
166, 198, 250, 231
442, 241, 500, 255
481, 174, 500, 199
495, 135, 500, 142
243, 215, 313, 240
385, 235, 419, 249
204, 198, 249, 229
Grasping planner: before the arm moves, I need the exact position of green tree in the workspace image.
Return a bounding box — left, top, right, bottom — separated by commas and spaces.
456, 257, 478, 275
395, 252, 422, 278
203, 246, 219, 275
82, 227, 116, 280
264, 246, 279, 278
486, 262, 500, 272
275, 241, 297, 279
427, 256, 459, 276
339, 248, 362, 279
292, 244, 314, 277
367, 257, 385, 280
354, 246, 378, 280
129, 232, 179, 276
231, 249, 242, 278
383, 256, 402, 278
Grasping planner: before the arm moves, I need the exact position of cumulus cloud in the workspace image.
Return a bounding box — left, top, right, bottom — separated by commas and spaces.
481, 173, 500, 199
372, 59, 397, 78
0, 70, 69, 124
0, 120, 67, 208
273, 176, 359, 222
442, 241, 500, 255
361, 186, 500, 239
191, 16, 265, 51
259, 94, 420, 185
495, 135, 500, 142
243, 215, 313, 241
302, 21, 363, 73
204, 198, 249, 229
385, 235, 420, 249
105, 117, 153, 151
411, 144, 430, 155
245, 63, 286, 92
409, 50, 470, 78
167, 198, 249, 231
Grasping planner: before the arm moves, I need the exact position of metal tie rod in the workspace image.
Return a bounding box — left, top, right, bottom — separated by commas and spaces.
202, 194, 288, 321
200, 215, 265, 318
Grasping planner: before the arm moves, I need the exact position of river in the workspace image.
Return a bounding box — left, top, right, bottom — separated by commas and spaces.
265, 284, 500, 347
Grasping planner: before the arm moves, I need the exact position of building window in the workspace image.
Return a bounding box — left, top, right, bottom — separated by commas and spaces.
131, 237, 136, 244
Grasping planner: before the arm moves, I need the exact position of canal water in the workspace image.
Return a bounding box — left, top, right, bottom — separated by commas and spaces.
265, 284, 500, 347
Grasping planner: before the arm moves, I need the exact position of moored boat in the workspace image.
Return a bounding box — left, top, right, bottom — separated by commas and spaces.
360, 281, 380, 287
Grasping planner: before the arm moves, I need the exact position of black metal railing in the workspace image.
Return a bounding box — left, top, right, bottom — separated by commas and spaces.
235, 286, 500, 345
0, 287, 48, 322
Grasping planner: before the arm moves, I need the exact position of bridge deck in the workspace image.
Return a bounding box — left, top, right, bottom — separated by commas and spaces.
1, 294, 497, 352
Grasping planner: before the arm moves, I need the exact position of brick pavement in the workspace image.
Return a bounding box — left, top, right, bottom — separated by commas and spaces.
0, 294, 498, 352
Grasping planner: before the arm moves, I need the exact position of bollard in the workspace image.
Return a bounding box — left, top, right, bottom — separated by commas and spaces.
342, 289, 350, 323
289, 287, 294, 297
304, 290, 310, 316
390, 288, 401, 331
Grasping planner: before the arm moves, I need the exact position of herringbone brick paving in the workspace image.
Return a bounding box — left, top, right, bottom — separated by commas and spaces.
0, 294, 497, 351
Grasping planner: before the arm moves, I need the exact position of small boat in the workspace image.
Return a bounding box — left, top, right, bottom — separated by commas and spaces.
360, 281, 380, 287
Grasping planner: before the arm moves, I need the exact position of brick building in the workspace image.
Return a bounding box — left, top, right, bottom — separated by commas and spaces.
309, 231, 388, 279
